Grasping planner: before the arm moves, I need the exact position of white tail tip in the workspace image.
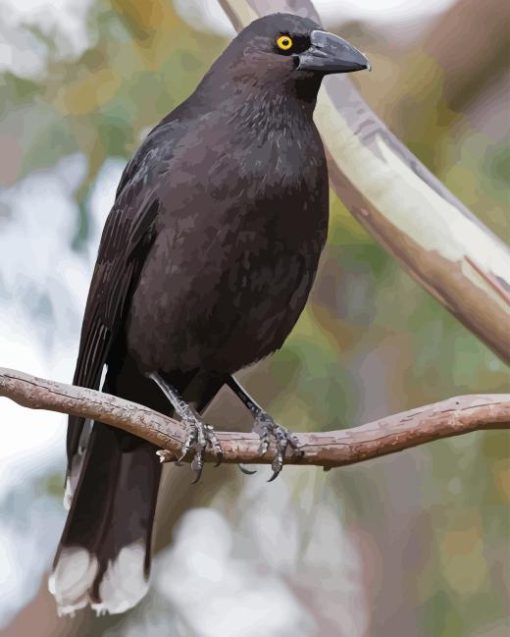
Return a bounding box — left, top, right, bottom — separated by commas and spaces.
49, 542, 150, 616
49, 547, 98, 616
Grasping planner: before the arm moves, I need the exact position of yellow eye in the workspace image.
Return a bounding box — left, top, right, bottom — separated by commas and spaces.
276, 35, 293, 51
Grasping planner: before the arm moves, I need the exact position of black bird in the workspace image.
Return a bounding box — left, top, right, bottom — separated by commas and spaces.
49, 13, 369, 615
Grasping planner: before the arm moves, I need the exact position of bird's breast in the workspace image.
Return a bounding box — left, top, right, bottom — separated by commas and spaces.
127, 117, 329, 373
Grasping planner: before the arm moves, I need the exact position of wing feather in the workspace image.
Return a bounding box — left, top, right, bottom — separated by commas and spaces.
66, 194, 159, 467
65, 118, 179, 471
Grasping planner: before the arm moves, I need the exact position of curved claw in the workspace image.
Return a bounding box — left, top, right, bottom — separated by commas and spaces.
239, 464, 257, 475
191, 468, 203, 485
267, 472, 280, 483
267, 440, 288, 482
214, 450, 224, 468
190, 448, 205, 484
270, 453, 284, 481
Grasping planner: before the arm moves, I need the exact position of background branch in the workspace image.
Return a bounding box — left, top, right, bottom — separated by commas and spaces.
219, 0, 510, 363
1, 367, 508, 469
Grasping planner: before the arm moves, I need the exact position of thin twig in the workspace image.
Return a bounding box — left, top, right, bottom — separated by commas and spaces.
0, 367, 508, 469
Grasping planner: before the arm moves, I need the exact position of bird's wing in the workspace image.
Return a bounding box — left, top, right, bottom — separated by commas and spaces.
66, 184, 160, 469
65, 114, 186, 479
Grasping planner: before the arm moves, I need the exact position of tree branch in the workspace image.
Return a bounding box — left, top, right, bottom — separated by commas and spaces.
1, 367, 508, 469
218, 0, 510, 363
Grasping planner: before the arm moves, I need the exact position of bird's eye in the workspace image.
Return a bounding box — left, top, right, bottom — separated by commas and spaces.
276, 35, 294, 51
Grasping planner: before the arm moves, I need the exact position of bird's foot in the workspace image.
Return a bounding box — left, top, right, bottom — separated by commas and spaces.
158, 414, 223, 483
253, 412, 301, 482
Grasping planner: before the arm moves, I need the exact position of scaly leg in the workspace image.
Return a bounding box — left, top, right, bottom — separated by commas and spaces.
148, 372, 223, 483
226, 375, 301, 481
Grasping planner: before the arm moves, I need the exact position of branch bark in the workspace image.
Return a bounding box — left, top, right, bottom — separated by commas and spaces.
218, 0, 510, 363
1, 367, 508, 469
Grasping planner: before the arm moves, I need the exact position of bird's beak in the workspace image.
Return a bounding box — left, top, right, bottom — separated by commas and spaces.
297, 30, 371, 74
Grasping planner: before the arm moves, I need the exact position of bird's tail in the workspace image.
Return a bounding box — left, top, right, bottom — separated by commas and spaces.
49, 422, 161, 616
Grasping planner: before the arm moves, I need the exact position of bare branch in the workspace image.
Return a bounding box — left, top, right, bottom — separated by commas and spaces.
218, 0, 510, 363
1, 367, 508, 469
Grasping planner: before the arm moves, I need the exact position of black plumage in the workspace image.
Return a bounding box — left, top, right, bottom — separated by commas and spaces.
50, 13, 369, 615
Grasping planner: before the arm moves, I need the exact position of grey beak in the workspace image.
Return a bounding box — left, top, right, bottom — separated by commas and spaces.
297, 30, 371, 74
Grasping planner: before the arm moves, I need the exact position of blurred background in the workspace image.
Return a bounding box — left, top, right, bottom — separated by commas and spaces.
0, 0, 508, 635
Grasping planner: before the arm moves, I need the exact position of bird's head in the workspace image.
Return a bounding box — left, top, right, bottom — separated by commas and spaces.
211, 13, 370, 100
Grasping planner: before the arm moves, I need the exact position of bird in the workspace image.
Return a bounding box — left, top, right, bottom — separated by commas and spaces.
49, 12, 370, 616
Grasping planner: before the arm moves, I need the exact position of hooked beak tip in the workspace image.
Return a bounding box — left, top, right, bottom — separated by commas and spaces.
297, 30, 371, 76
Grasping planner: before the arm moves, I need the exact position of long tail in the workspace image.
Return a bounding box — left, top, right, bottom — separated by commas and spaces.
49, 424, 161, 615
49, 367, 165, 616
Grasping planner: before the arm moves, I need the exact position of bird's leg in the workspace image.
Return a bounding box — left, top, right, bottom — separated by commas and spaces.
148, 372, 223, 483
226, 375, 301, 481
